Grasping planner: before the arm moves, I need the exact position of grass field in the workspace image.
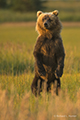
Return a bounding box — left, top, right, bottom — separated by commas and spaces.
0, 22, 80, 120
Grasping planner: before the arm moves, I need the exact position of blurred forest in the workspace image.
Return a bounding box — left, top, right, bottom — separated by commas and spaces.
0, 0, 80, 22
0, 0, 80, 11
0, 0, 43, 11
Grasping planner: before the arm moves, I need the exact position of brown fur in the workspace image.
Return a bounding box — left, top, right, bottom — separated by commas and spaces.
31, 10, 65, 96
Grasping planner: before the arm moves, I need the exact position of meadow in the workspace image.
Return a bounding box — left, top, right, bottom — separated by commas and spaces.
0, 22, 80, 120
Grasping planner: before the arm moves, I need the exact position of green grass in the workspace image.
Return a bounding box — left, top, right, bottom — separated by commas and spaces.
0, 9, 36, 23
62, 27, 80, 74
0, 23, 80, 119
0, 25, 36, 75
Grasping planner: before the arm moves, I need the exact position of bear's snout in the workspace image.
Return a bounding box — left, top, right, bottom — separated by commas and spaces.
44, 22, 48, 28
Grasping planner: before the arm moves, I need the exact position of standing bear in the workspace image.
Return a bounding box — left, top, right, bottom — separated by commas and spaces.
31, 10, 65, 96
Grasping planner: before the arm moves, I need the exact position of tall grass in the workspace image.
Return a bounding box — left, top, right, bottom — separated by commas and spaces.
0, 25, 36, 75
61, 27, 80, 74
0, 77, 80, 120
0, 42, 34, 75
0, 23, 80, 119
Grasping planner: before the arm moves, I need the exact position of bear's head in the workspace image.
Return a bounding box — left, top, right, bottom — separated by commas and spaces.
36, 10, 62, 39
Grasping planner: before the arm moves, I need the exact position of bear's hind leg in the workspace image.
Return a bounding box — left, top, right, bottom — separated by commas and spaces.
55, 78, 61, 95
31, 76, 42, 96
31, 76, 38, 96
49, 78, 61, 96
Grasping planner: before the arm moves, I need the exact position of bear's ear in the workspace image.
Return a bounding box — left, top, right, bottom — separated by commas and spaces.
52, 10, 59, 16
37, 11, 43, 17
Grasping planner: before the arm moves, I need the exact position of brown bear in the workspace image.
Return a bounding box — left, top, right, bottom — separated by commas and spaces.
31, 10, 65, 96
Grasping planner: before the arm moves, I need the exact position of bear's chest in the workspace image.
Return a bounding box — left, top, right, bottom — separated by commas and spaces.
41, 39, 56, 56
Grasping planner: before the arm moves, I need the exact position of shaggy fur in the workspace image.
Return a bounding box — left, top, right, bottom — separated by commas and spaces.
31, 10, 65, 96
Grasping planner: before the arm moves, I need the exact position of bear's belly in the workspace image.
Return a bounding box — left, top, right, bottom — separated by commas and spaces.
42, 55, 56, 66
40, 39, 57, 80
43, 57, 57, 73
41, 40, 57, 68
42, 51, 57, 78
43, 64, 56, 81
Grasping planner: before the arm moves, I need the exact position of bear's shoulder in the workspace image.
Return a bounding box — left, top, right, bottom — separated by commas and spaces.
54, 37, 62, 45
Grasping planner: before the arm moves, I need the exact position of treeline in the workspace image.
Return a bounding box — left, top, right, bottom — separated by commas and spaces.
0, 0, 46, 12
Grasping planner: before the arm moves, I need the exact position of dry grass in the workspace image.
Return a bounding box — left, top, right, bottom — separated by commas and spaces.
0, 86, 80, 120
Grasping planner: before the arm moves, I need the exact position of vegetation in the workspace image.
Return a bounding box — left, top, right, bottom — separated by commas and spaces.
44, 1, 80, 21
11, 0, 43, 12
0, 23, 80, 119
0, 0, 43, 11
0, 9, 36, 23
0, 1, 80, 22
0, 0, 7, 8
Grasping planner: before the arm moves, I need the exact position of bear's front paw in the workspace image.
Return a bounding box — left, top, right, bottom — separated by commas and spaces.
55, 72, 59, 79
55, 70, 60, 78
55, 69, 63, 78
40, 75, 48, 82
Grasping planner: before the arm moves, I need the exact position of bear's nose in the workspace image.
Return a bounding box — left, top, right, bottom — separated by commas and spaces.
44, 22, 48, 28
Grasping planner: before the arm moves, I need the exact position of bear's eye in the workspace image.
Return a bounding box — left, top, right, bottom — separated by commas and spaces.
48, 18, 52, 22
42, 17, 46, 21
